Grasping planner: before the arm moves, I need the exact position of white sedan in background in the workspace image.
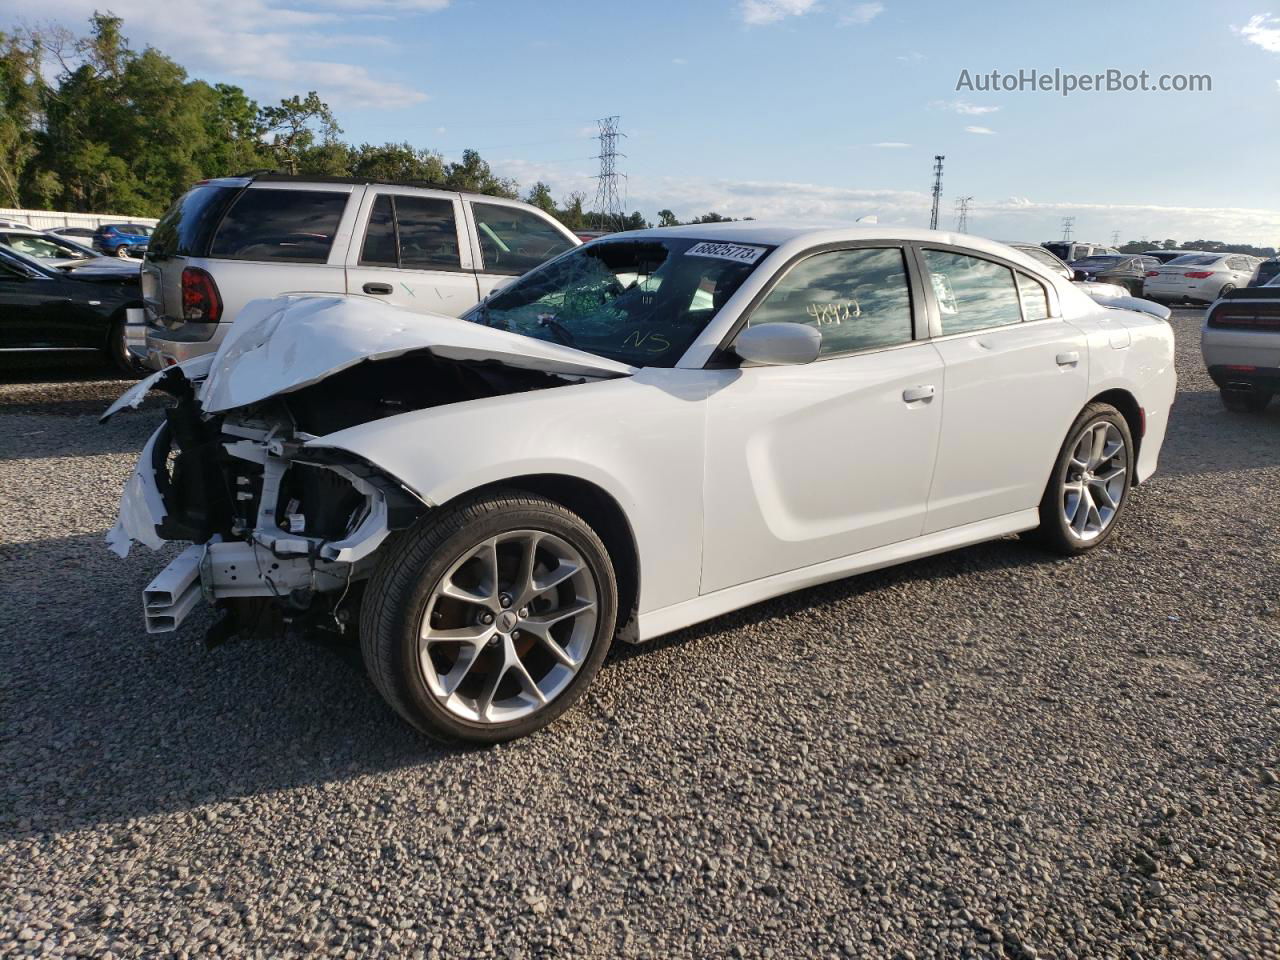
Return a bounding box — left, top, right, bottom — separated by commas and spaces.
103, 224, 1176, 743
1144, 252, 1261, 304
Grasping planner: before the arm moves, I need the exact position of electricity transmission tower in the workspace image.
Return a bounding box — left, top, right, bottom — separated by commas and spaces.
1111, 230, 1121, 246
591, 116, 627, 232
954, 196, 973, 233
929, 155, 945, 230
1061, 216, 1075, 241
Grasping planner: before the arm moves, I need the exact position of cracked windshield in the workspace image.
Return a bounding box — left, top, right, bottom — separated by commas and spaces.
468, 237, 772, 366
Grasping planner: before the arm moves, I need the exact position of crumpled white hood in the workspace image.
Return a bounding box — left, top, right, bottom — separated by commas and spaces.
192, 295, 634, 414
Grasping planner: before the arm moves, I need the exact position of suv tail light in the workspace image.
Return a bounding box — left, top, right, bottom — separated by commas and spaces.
181, 266, 223, 323
1145, 271, 1159, 277
1183, 271, 1214, 279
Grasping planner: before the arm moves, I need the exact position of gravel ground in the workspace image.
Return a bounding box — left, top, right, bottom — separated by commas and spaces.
1, 310, 1277, 959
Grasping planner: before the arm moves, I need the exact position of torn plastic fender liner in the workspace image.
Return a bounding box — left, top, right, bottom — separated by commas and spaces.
107, 423, 169, 558
100, 354, 216, 423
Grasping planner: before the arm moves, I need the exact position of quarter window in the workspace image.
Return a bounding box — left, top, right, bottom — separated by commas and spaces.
922, 249, 1023, 334
1016, 273, 1050, 321
472, 202, 575, 275
210, 189, 348, 263
749, 247, 914, 357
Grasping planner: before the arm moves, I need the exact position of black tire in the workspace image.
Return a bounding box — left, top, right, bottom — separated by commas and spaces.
1220, 387, 1272, 413
359, 489, 618, 744
114, 244, 132, 259
105, 316, 144, 377
1217, 283, 1236, 300
1034, 402, 1135, 556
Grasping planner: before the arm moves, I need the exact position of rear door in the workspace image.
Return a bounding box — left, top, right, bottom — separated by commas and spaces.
466, 199, 579, 299
916, 245, 1089, 534
344, 187, 479, 316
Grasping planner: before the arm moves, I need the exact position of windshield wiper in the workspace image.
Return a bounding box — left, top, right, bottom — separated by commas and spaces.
536, 314, 576, 346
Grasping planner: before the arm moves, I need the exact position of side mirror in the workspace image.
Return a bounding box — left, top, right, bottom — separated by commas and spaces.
732, 322, 821, 366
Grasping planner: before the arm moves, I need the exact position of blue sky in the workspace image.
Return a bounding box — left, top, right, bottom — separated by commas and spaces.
23, 0, 1280, 244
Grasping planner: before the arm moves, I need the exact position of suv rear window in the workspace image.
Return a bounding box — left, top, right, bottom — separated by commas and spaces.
210, 189, 348, 263
150, 185, 239, 257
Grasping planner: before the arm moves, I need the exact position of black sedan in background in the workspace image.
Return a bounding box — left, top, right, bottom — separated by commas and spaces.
1068, 254, 1161, 296
0, 246, 143, 373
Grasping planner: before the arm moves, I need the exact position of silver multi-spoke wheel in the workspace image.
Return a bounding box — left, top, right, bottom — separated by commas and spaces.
1062, 420, 1128, 542
417, 530, 598, 724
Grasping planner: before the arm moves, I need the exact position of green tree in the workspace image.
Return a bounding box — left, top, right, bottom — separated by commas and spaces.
524, 180, 556, 214
656, 209, 679, 227
259, 91, 342, 175
554, 191, 586, 230
348, 141, 446, 182
444, 149, 518, 198
0, 29, 45, 207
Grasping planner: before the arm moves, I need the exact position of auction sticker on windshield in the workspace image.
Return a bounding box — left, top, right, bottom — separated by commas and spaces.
685, 241, 767, 264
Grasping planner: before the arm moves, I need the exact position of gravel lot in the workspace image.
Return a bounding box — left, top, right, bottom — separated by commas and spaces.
2, 308, 1277, 959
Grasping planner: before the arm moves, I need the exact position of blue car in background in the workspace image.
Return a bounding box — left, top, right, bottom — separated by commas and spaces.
93, 222, 152, 258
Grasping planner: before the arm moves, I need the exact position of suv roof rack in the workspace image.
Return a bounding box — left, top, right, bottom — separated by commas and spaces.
242, 171, 457, 193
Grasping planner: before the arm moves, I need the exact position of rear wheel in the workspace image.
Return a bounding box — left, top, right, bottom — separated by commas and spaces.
114, 244, 132, 258
105, 316, 143, 376
360, 490, 618, 743
1035, 402, 1134, 555
1217, 283, 1236, 300
1220, 387, 1272, 413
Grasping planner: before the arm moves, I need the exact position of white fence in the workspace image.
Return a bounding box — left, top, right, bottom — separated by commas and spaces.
0, 208, 159, 230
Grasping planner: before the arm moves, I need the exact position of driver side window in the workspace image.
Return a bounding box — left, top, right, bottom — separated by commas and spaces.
748, 247, 914, 357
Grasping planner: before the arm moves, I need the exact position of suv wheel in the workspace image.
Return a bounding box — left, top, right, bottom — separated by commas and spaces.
1220, 387, 1271, 414
114, 244, 132, 259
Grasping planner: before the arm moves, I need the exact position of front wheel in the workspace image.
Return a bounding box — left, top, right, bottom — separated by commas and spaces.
360, 490, 618, 743
1035, 402, 1134, 555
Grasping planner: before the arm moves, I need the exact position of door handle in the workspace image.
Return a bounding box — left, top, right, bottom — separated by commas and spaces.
902, 385, 935, 403
362, 282, 393, 295
1056, 351, 1080, 366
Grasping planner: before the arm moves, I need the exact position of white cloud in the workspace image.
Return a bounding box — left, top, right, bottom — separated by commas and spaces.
739, 0, 819, 25
840, 2, 884, 25
933, 99, 999, 115
1237, 13, 1280, 52
484, 161, 1280, 245
672, 57, 688, 65
871, 141, 911, 148
896, 51, 926, 63
33, 0, 435, 108
965, 125, 996, 135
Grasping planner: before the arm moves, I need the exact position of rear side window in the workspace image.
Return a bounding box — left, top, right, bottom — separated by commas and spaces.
472, 202, 575, 275
210, 189, 348, 263
1166, 254, 1218, 266
750, 247, 914, 357
923, 249, 1023, 334
150, 186, 238, 257
359, 194, 461, 270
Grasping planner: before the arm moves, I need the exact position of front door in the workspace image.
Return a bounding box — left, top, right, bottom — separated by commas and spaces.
346, 188, 480, 317
700, 246, 944, 595
467, 200, 579, 300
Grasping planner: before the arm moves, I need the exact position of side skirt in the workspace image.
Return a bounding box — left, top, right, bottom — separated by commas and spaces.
635, 509, 1040, 643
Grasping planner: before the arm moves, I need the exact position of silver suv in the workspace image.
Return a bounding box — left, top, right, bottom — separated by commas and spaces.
142, 175, 580, 369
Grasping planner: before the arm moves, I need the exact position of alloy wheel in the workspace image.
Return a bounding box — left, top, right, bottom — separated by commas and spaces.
416, 530, 598, 724
1061, 420, 1128, 542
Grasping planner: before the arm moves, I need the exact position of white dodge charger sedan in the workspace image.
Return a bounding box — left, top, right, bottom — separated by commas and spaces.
104, 224, 1177, 742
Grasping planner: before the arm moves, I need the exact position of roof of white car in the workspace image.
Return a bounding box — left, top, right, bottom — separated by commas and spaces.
616, 221, 1019, 259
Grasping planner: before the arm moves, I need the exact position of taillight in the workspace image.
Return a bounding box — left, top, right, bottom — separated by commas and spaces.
1145, 271, 1159, 277
1183, 271, 1214, 279
181, 266, 222, 323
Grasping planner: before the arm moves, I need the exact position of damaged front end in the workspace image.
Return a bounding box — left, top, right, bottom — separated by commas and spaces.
104, 295, 632, 644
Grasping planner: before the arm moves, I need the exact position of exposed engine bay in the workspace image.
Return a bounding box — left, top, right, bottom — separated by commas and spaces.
104, 293, 631, 646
